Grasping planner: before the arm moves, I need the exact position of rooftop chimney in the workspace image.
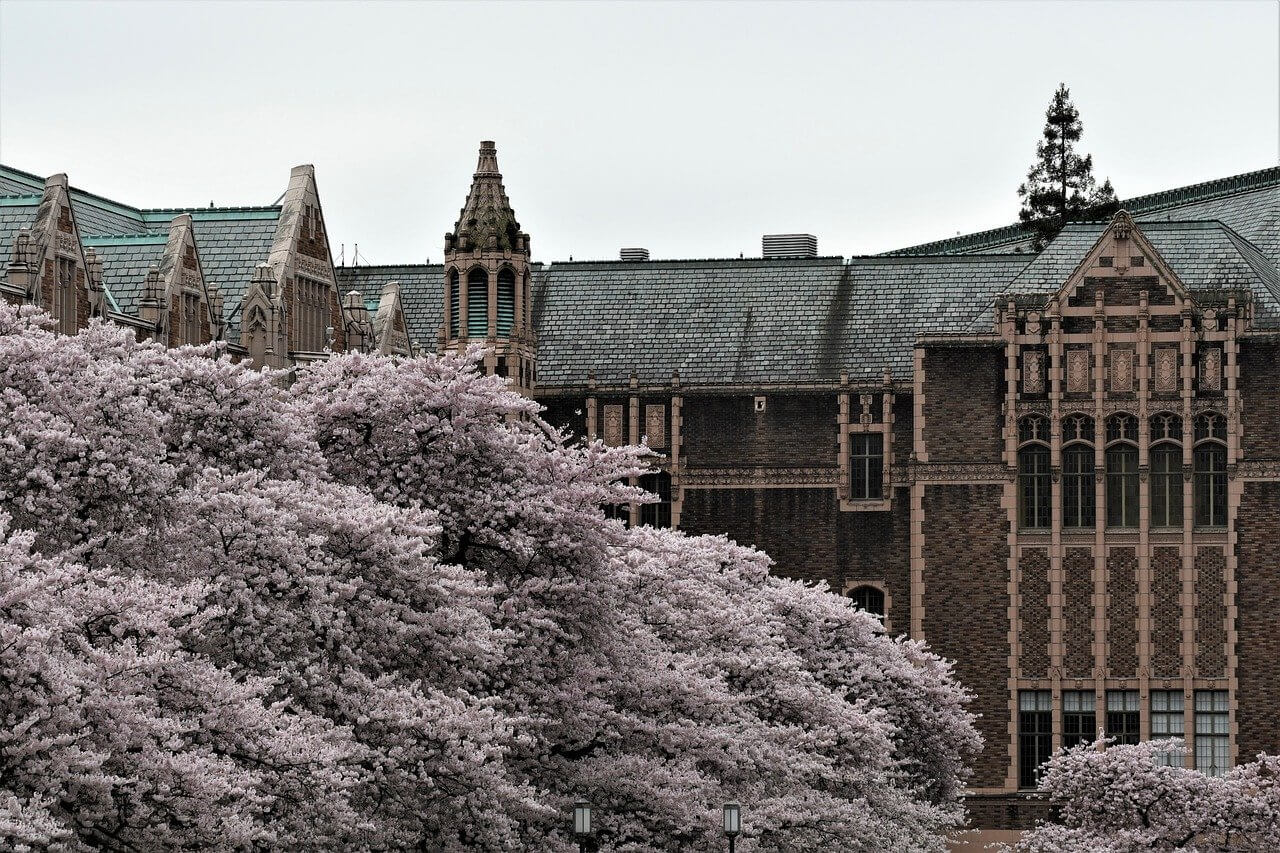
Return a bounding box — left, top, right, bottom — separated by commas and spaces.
620, 247, 650, 261
762, 234, 817, 258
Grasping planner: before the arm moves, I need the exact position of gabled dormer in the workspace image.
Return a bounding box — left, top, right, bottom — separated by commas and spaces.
13, 174, 106, 333
442, 141, 537, 392
263, 165, 344, 360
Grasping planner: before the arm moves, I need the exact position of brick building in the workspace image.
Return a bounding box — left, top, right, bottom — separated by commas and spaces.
2, 145, 1278, 833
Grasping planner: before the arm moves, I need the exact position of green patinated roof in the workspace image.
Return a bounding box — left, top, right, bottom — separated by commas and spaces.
887, 166, 1280, 259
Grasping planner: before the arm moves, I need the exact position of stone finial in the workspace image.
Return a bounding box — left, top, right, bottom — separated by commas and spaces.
85, 247, 103, 292
1110, 209, 1135, 241
252, 263, 275, 299
476, 140, 500, 177
142, 265, 163, 303
11, 229, 33, 269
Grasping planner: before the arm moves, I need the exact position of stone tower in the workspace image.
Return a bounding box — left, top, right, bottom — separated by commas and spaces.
442, 141, 536, 391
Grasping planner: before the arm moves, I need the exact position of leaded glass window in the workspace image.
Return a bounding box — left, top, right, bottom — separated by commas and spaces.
1019, 444, 1051, 529
1019, 690, 1053, 788
850, 433, 884, 500
1151, 443, 1183, 527
1194, 442, 1227, 527
1106, 444, 1139, 528
1194, 690, 1229, 776
1106, 690, 1140, 745
1152, 690, 1185, 767
1063, 690, 1096, 750
1062, 444, 1095, 528
849, 585, 885, 619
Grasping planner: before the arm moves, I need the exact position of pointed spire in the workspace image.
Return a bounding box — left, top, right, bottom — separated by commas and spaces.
447, 140, 528, 255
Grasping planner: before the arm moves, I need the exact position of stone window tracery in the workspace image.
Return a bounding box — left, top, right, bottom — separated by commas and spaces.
1193, 413, 1227, 527
1018, 415, 1051, 530
1105, 414, 1139, 528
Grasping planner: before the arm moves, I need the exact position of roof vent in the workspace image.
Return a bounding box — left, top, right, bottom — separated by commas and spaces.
620, 247, 650, 261
762, 234, 817, 258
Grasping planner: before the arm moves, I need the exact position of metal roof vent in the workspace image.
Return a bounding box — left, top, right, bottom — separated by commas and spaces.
620, 247, 650, 261
762, 234, 817, 258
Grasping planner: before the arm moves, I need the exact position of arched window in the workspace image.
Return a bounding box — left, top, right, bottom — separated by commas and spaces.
1150, 443, 1183, 527
1106, 414, 1139, 528
448, 269, 460, 337
1018, 415, 1051, 530
497, 268, 516, 336
638, 471, 672, 529
466, 268, 488, 337
849, 585, 885, 619
1194, 413, 1227, 527
1062, 444, 1095, 528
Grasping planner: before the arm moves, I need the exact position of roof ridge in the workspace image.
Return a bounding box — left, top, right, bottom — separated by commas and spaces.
886, 165, 1280, 256
142, 205, 282, 214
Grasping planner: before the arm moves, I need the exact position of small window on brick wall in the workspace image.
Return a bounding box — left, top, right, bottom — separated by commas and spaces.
850, 432, 884, 500
847, 584, 885, 620
1106, 690, 1140, 745
1062, 691, 1096, 750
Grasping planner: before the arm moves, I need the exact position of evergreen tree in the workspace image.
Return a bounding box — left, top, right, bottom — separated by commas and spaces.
1018, 84, 1118, 250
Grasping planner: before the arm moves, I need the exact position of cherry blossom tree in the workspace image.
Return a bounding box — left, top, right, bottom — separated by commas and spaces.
1, 303, 980, 851
1010, 740, 1280, 852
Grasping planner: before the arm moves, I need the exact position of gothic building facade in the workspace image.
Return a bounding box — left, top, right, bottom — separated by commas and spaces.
2, 146, 1278, 832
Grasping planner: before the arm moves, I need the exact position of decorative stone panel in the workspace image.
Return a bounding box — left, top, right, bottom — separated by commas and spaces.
1022, 349, 1045, 394
645, 403, 666, 448
1195, 548, 1226, 678
1154, 348, 1179, 393
603, 404, 624, 447
1106, 548, 1139, 677
1110, 348, 1134, 392
1019, 549, 1050, 679
1063, 548, 1094, 678
1067, 349, 1091, 393
1200, 348, 1222, 392
1151, 547, 1182, 679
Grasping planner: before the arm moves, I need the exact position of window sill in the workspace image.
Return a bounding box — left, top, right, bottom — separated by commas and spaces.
841, 498, 892, 512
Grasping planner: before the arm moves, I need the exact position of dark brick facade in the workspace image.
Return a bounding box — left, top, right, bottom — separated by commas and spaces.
1237, 482, 1280, 759
1105, 549, 1138, 677
921, 484, 1009, 788
1062, 548, 1093, 678
1194, 548, 1226, 678
1239, 342, 1279, 459
921, 347, 1004, 463
1150, 546, 1181, 679
682, 394, 837, 468
1019, 549, 1049, 679
837, 491, 911, 632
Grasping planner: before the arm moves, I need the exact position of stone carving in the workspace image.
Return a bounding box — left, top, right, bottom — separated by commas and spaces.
1022, 350, 1045, 393
1236, 460, 1280, 481
294, 254, 332, 282
859, 394, 875, 425
180, 269, 202, 289
910, 462, 1012, 483
681, 467, 839, 487
603, 404, 623, 447
645, 404, 665, 448
1155, 348, 1178, 392
1111, 348, 1134, 392
55, 233, 79, 256
1201, 348, 1222, 392
1067, 350, 1091, 393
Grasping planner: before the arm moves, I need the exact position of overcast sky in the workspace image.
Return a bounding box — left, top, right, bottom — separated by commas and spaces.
1, 0, 1276, 263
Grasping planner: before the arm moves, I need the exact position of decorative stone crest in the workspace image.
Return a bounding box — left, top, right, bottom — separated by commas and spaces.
294, 255, 332, 282
1154, 348, 1178, 392
1110, 348, 1134, 392
1022, 350, 1045, 393
859, 394, 874, 425
1067, 350, 1091, 393
603, 405, 623, 447
645, 404, 665, 448
1201, 348, 1222, 392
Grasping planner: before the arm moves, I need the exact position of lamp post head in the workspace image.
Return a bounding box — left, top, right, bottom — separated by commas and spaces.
573, 801, 592, 836
723, 802, 741, 837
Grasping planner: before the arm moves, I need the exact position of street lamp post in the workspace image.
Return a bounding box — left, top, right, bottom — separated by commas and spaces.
573, 800, 592, 853
723, 802, 741, 853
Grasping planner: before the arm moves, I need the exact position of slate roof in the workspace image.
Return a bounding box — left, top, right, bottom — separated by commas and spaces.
335, 264, 445, 349
531, 255, 1032, 387
80, 235, 169, 316
0, 199, 40, 279
888, 166, 1280, 258
0, 165, 149, 237
967, 221, 1280, 330
139, 209, 282, 329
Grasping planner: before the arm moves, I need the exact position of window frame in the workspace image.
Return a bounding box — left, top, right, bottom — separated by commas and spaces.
1193, 415, 1227, 528
1062, 442, 1095, 528
1018, 689, 1053, 789
1193, 690, 1229, 776
849, 432, 885, 501
466, 267, 489, 338
1150, 441, 1183, 528
1062, 690, 1096, 750
1105, 689, 1140, 745
1151, 690, 1186, 767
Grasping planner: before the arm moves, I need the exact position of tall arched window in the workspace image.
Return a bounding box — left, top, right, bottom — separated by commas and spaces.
1019, 415, 1051, 530
849, 585, 885, 620
466, 268, 488, 338
1150, 412, 1183, 528
1062, 414, 1095, 528
497, 268, 516, 336
1106, 414, 1139, 528
1194, 413, 1227, 527
448, 269, 460, 337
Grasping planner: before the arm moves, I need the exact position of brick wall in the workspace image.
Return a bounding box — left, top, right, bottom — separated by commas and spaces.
921, 346, 1004, 463
329, 288, 346, 352
1063, 548, 1093, 678
1239, 342, 1279, 459
1019, 549, 1049, 679
1194, 547, 1226, 678
681, 394, 837, 468
836, 489, 910, 632
963, 795, 1051, 832
922, 484, 1008, 787
1236, 481, 1280, 759
1151, 546, 1181, 679
1106, 548, 1138, 677
679, 487, 839, 587
892, 397, 913, 468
